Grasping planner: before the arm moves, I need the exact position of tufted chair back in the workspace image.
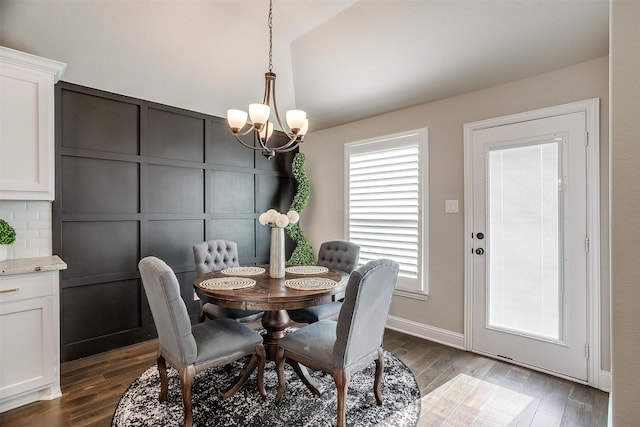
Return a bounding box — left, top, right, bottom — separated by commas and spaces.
139, 256, 197, 366
333, 259, 399, 368
193, 240, 239, 275
317, 240, 360, 274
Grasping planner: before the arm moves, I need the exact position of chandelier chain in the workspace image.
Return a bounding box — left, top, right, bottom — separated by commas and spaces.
268, 0, 273, 72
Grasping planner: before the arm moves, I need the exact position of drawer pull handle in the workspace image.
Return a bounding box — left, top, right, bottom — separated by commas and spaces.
0, 288, 19, 294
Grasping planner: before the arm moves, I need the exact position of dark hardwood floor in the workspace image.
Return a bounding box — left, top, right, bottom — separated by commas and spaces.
0, 328, 608, 426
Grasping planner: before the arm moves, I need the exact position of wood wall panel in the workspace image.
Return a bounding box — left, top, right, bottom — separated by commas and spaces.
60, 221, 139, 280
206, 218, 256, 261
207, 119, 254, 167
147, 108, 204, 162
54, 82, 297, 361
61, 157, 139, 214
60, 90, 139, 154
147, 165, 204, 214
147, 219, 203, 269
61, 279, 141, 344
207, 170, 254, 213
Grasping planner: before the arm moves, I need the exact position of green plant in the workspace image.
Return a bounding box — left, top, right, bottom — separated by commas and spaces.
0, 219, 16, 245
286, 152, 316, 265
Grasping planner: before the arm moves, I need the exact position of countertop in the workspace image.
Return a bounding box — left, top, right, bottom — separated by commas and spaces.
0, 255, 67, 276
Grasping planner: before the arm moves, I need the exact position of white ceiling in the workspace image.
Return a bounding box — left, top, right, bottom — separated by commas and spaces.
0, 0, 609, 131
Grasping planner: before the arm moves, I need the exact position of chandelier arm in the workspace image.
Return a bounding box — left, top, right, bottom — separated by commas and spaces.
274, 139, 303, 153
268, 76, 297, 139
263, 75, 271, 105
264, 134, 302, 152
233, 124, 257, 137
278, 134, 302, 150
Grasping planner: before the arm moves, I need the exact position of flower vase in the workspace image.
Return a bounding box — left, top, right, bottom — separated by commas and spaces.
270, 227, 285, 278
0, 245, 7, 262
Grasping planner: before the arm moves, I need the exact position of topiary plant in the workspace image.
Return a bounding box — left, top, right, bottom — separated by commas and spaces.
286, 152, 316, 265
0, 219, 16, 245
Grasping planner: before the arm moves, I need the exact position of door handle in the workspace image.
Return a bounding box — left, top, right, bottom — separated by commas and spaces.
476, 232, 484, 240
475, 248, 484, 255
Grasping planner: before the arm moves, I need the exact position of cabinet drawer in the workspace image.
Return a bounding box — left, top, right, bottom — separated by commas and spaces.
0, 273, 56, 303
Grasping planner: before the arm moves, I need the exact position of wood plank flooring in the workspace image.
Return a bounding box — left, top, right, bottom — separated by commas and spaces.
383, 329, 609, 426
0, 328, 608, 426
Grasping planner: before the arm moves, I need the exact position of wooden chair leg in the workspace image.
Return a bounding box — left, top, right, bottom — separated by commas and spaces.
275, 347, 286, 405
333, 368, 350, 427
256, 345, 267, 398
220, 346, 265, 399
197, 302, 206, 323
374, 347, 384, 405
179, 365, 196, 427
157, 354, 168, 402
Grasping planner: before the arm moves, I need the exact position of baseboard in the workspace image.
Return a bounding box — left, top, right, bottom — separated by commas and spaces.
386, 315, 465, 349
599, 369, 611, 392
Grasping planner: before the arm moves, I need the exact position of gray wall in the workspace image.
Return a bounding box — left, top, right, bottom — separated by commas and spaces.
609, 0, 640, 423
301, 56, 611, 371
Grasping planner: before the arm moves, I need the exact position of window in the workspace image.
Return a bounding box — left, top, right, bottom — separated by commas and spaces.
345, 129, 428, 297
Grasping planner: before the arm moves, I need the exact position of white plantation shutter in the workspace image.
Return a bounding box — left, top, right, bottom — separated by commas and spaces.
346, 129, 428, 295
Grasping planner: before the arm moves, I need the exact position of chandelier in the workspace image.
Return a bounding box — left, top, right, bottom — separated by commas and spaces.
226, 0, 309, 159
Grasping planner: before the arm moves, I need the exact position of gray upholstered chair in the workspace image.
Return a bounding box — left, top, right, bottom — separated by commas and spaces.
288, 240, 360, 324
193, 240, 262, 323
275, 259, 399, 427
139, 256, 266, 427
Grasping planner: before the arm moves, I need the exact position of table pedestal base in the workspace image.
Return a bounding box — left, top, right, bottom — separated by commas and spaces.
261, 310, 290, 361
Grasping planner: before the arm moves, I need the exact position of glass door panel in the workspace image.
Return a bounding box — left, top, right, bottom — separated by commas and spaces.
487, 141, 562, 341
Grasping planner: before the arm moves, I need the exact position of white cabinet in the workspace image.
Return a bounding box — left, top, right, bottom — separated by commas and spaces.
0, 256, 66, 413
0, 47, 66, 201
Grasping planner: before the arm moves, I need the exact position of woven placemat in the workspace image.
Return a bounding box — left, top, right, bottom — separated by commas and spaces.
285, 265, 330, 275
220, 266, 265, 276
200, 277, 256, 290
284, 277, 337, 291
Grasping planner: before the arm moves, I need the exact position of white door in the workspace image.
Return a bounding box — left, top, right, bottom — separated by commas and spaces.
470, 112, 588, 381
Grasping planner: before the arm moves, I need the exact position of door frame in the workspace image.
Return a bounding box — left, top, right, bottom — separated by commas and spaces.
463, 98, 601, 388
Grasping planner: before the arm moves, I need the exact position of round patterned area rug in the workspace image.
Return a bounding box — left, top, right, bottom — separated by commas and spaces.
112, 351, 420, 427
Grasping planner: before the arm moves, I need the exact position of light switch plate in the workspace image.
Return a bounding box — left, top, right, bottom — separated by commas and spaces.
445, 199, 459, 213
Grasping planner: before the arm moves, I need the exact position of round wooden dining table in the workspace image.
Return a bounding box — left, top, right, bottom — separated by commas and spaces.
193, 265, 349, 361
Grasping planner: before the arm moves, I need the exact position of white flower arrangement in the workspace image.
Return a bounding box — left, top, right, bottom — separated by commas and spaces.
259, 209, 299, 228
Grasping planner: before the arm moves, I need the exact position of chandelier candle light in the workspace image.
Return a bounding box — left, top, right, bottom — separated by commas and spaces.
226, 0, 309, 159
259, 209, 299, 278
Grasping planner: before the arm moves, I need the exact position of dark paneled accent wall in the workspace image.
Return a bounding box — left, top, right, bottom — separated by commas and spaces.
54, 82, 296, 362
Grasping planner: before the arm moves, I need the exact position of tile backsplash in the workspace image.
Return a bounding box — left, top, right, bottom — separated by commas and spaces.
0, 200, 52, 259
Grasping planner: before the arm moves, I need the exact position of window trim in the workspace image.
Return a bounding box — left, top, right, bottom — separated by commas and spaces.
344, 128, 429, 298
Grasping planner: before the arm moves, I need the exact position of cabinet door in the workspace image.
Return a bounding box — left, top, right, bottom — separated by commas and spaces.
0, 64, 54, 200
0, 296, 56, 399
0, 47, 65, 201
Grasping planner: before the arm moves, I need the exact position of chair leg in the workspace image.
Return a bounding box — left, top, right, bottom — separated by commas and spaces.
374, 347, 384, 405
179, 365, 196, 427
197, 302, 206, 323
157, 354, 168, 403
220, 346, 265, 399
275, 347, 286, 405
333, 368, 351, 427
256, 345, 267, 398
